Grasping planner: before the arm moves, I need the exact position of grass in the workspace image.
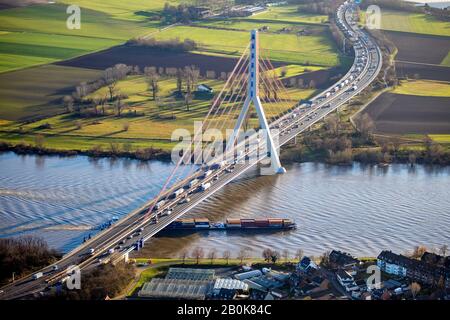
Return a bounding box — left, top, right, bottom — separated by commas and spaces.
0, 65, 102, 121
429, 134, 450, 143
360, 9, 450, 37
0, 73, 317, 152
248, 5, 329, 25
392, 80, 450, 97
441, 52, 450, 67
0, 2, 168, 73
153, 25, 341, 67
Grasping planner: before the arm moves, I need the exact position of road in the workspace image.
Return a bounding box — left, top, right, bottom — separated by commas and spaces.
0, 0, 382, 300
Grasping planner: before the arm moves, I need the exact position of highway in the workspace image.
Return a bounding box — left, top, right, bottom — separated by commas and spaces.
0, 0, 382, 300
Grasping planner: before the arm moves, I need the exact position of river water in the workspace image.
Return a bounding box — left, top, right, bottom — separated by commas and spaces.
0, 152, 449, 257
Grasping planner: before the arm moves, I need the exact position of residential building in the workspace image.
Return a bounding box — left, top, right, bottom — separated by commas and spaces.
329, 250, 360, 269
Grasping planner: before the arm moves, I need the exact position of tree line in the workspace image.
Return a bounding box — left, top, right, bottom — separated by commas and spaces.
0, 236, 61, 286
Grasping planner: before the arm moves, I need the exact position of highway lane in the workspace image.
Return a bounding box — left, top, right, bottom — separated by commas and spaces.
0, 0, 382, 300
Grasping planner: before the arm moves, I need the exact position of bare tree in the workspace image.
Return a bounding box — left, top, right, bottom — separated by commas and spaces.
176, 68, 183, 94
145, 68, 160, 101
295, 249, 304, 261
439, 245, 448, 256
410, 282, 421, 299
237, 248, 249, 265
122, 121, 130, 132
282, 249, 290, 263
222, 250, 231, 265
75, 120, 83, 130
34, 134, 45, 148
184, 92, 193, 111
63, 95, 74, 113
208, 248, 217, 265
179, 250, 188, 264
262, 249, 273, 263
270, 250, 280, 264
115, 95, 125, 116
355, 113, 375, 140
325, 113, 340, 135
192, 247, 204, 264
412, 246, 427, 259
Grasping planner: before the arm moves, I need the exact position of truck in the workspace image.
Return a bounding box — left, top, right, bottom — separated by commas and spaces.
188, 178, 199, 188
352, 85, 358, 91
33, 272, 43, 280
200, 182, 211, 191
89, 248, 95, 255
203, 170, 213, 178
172, 188, 184, 199
325, 92, 331, 98
154, 200, 166, 210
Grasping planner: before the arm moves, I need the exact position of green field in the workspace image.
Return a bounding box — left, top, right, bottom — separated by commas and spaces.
153, 25, 340, 67
0, 65, 102, 121
392, 80, 450, 97
0, 1, 171, 72
361, 9, 450, 37
248, 5, 328, 25
0, 74, 316, 152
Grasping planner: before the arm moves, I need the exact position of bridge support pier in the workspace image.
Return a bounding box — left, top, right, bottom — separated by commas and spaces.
228, 30, 285, 176
124, 252, 129, 263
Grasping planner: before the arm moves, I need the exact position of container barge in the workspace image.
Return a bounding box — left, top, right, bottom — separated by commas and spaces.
163, 218, 296, 231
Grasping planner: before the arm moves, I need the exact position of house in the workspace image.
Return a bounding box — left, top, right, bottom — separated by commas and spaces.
197, 83, 214, 93
297, 256, 318, 273
336, 269, 358, 292
212, 278, 248, 297
421, 251, 450, 268
234, 269, 262, 281
329, 250, 360, 269
378, 250, 450, 288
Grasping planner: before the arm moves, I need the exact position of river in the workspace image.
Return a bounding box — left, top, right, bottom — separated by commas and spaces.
0, 152, 449, 257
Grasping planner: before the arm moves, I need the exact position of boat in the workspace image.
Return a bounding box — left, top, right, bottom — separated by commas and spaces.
162, 218, 296, 232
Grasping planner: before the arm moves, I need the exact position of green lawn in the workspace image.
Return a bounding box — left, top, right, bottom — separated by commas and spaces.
248, 5, 329, 25
153, 25, 341, 67
0, 2, 167, 73
361, 9, 450, 37
0, 65, 102, 121
392, 80, 450, 97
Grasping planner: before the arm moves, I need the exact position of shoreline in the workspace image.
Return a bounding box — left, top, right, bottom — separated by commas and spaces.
1, 141, 449, 167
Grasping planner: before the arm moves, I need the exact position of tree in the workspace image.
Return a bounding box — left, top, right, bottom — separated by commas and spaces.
179, 250, 189, 264
262, 248, 273, 263
122, 121, 130, 132
222, 250, 231, 265
412, 246, 427, 259
34, 134, 45, 148
439, 245, 448, 256
115, 96, 125, 116
237, 248, 249, 265
75, 120, 83, 130
176, 68, 183, 94
280, 66, 288, 78
320, 251, 331, 267
325, 113, 340, 135
146, 69, 160, 101
410, 282, 421, 299
208, 248, 217, 265
63, 95, 74, 113
282, 249, 290, 263
270, 250, 280, 264
184, 92, 193, 111
295, 249, 304, 261
408, 152, 417, 167
355, 113, 375, 140
192, 247, 204, 264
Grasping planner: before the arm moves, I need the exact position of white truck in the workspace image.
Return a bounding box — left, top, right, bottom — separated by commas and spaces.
188, 178, 199, 188
154, 200, 166, 210
203, 170, 213, 178
33, 272, 43, 280
172, 188, 184, 198
200, 182, 211, 191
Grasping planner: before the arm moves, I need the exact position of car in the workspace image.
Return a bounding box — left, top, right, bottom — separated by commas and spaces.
179, 197, 191, 204
52, 265, 59, 271
127, 235, 133, 240
120, 239, 126, 245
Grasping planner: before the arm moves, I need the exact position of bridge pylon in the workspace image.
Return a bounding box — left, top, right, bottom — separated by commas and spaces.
227, 29, 286, 175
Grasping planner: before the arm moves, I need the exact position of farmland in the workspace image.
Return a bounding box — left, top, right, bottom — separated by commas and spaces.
0, 74, 317, 152
0, 1, 171, 72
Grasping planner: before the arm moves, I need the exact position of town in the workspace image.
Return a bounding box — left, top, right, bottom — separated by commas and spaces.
125, 246, 450, 300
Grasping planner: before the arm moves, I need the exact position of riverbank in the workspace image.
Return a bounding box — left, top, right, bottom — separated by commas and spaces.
0, 141, 171, 162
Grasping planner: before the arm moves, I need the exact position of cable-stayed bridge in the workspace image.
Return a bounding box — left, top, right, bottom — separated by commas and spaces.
0, 1, 382, 300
